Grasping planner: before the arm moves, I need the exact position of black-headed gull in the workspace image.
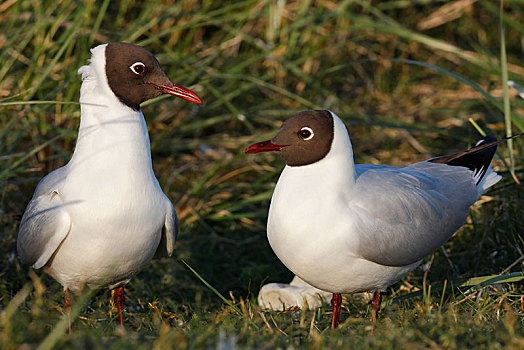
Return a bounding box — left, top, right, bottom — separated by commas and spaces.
246, 110, 503, 328
17, 42, 202, 330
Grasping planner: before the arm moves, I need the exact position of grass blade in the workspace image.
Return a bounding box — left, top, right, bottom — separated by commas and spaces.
36, 288, 95, 350
392, 271, 524, 304
500, 0, 518, 184
180, 259, 242, 315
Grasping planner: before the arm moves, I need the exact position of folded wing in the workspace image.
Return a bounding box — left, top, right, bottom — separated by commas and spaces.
154, 199, 178, 257
17, 190, 72, 268
351, 162, 478, 266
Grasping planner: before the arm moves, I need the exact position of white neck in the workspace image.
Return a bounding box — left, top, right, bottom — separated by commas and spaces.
71, 101, 152, 167
67, 44, 155, 185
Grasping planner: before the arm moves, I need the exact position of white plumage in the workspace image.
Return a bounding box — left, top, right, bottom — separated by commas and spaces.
17, 42, 201, 329
247, 110, 501, 327
18, 44, 178, 291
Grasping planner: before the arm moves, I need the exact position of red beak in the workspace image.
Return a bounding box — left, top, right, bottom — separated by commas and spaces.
148, 82, 202, 104
245, 140, 289, 154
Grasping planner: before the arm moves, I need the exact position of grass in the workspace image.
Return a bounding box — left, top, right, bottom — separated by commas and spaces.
1, 0, 523, 348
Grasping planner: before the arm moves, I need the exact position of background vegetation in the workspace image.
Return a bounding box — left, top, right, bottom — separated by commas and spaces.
0, 0, 523, 348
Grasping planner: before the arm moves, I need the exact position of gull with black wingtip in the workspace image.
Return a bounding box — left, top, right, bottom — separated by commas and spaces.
246, 110, 509, 328
17, 42, 202, 331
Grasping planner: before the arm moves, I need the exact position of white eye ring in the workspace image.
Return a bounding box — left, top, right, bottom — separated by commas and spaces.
299, 126, 314, 140
129, 62, 146, 75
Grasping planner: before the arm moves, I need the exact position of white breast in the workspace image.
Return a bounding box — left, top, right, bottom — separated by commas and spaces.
43, 60, 169, 290
267, 164, 420, 294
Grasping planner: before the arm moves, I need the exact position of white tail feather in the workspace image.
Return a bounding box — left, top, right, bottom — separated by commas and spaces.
476, 166, 501, 197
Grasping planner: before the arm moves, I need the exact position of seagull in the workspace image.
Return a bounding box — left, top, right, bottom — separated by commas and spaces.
17, 42, 202, 331
246, 110, 505, 328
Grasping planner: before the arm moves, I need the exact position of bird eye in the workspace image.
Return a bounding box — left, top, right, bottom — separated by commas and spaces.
298, 127, 314, 140
129, 62, 146, 75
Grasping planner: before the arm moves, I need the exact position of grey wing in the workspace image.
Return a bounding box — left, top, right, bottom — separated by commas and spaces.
155, 199, 178, 258
351, 162, 477, 267
17, 190, 71, 268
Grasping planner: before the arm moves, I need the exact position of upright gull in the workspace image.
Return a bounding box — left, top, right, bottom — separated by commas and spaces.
17, 42, 202, 331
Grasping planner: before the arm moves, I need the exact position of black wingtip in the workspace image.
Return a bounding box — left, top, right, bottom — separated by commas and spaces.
429, 135, 499, 185
474, 135, 497, 147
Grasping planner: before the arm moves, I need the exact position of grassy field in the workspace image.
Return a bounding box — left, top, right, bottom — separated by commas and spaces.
1, 0, 523, 348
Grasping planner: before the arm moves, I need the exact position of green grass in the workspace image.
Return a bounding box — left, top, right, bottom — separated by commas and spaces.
1, 0, 523, 348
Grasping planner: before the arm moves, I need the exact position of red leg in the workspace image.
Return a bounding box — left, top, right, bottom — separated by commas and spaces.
115, 286, 125, 327
64, 288, 72, 334
330, 293, 342, 329
371, 291, 382, 321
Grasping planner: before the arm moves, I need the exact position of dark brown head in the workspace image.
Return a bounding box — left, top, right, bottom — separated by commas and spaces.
246, 110, 334, 166
104, 42, 201, 110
